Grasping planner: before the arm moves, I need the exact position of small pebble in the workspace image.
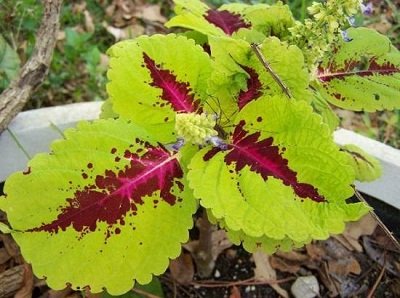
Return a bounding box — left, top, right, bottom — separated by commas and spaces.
291, 275, 320, 298
214, 269, 221, 278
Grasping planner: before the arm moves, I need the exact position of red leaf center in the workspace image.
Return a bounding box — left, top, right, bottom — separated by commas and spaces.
31, 142, 183, 237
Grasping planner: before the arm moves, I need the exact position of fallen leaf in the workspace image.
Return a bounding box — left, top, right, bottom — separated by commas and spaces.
57, 30, 66, 41
276, 250, 308, 262
14, 264, 34, 298
229, 286, 241, 298
103, 22, 145, 41
72, 2, 86, 14
253, 251, 289, 298
323, 238, 352, 259
318, 262, 339, 297
372, 225, 400, 252
328, 257, 361, 276
367, 15, 392, 34
305, 243, 325, 262
105, 3, 116, 18
134, 5, 167, 23
333, 234, 360, 251
390, 278, 400, 297
169, 251, 194, 285
363, 236, 400, 277
270, 255, 301, 274
84, 10, 95, 33
341, 213, 377, 252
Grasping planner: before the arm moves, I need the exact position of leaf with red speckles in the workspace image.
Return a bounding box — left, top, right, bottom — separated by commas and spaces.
317, 27, 400, 111
107, 34, 212, 142
187, 96, 369, 247
166, 0, 295, 40
0, 119, 197, 295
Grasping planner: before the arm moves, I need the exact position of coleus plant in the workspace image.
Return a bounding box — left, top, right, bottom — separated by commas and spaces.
0, 0, 399, 295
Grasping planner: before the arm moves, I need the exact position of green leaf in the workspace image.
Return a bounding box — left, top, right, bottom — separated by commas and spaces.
166, 0, 294, 40
102, 277, 164, 298
341, 144, 382, 182
218, 218, 306, 254
166, 0, 224, 37
219, 2, 295, 39
0, 119, 196, 294
107, 34, 212, 143
100, 99, 119, 119
317, 27, 400, 111
0, 35, 20, 84
0, 220, 11, 234
188, 96, 369, 246
208, 35, 312, 119
311, 91, 339, 132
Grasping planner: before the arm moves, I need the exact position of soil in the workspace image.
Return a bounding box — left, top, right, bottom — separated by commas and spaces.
0, 181, 399, 298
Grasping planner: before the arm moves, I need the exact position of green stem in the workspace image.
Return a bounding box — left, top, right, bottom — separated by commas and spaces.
300, 0, 307, 22
6, 128, 31, 160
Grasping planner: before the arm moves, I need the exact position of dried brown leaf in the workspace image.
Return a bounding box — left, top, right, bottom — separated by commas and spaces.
334, 234, 361, 251
390, 278, 400, 297
169, 251, 194, 285
103, 22, 145, 40
328, 257, 361, 276
305, 243, 325, 262
72, 2, 86, 14
363, 236, 400, 277
134, 5, 167, 23
253, 251, 289, 298
318, 262, 339, 297
105, 4, 116, 18
323, 238, 352, 259
341, 214, 377, 252
276, 250, 308, 262
270, 255, 301, 274
84, 10, 95, 33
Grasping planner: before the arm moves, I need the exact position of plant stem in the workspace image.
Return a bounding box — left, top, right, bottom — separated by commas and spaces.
300, 0, 307, 22
194, 209, 215, 278
250, 43, 292, 98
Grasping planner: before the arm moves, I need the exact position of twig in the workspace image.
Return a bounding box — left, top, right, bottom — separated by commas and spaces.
131, 287, 162, 298
0, 0, 63, 134
354, 190, 400, 251
366, 263, 386, 298
189, 276, 295, 288
250, 43, 292, 98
